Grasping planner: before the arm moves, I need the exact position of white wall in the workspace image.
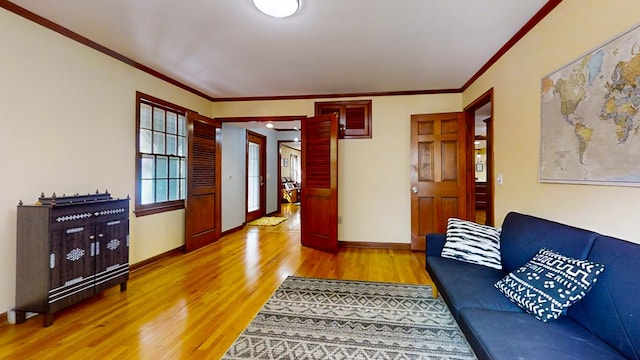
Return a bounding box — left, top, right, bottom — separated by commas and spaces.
0, 9, 211, 314
463, 0, 640, 243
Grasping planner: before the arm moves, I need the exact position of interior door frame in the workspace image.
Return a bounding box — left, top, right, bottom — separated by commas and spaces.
245, 130, 267, 223
216, 115, 306, 217
464, 88, 494, 226
277, 140, 302, 214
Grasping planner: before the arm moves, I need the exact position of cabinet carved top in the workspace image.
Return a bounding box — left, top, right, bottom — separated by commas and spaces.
18, 190, 130, 207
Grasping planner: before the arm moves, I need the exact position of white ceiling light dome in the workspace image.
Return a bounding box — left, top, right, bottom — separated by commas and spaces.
252, 0, 300, 18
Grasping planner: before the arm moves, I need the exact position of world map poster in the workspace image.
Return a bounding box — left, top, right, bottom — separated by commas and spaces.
540, 24, 640, 185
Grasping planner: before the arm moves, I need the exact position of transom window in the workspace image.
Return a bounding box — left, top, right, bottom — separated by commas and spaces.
135, 92, 188, 216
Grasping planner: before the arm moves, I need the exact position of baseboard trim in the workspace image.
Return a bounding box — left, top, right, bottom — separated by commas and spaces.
130, 247, 183, 272
338, 241, 411, 250
221, 225, 244, 237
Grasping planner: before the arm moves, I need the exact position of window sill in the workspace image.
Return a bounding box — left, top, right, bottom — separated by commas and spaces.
134, 201, 184, 217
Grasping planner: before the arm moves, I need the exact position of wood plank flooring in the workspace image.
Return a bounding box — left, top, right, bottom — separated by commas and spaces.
0, 203, 432, 359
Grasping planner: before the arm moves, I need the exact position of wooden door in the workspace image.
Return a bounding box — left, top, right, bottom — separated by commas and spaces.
184, 112, 221, 253
410, 112, 468, 250
245, 131, 266, 223
301, 113, 339, 253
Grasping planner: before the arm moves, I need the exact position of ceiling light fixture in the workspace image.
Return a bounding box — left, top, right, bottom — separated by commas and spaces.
266, 122, 274, 128
252, 0, 300, 18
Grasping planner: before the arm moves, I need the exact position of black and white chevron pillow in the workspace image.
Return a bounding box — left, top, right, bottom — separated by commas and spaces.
495, 248, 605, 322
441, 218, 502, 270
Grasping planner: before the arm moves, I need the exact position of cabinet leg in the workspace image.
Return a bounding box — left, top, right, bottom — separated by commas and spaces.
14, 310, 26, 324
43, 313, 54, 327
120, 281, 127, 292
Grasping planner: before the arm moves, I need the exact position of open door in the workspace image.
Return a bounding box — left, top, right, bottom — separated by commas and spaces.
301, 113, 339, 253
246, 131, 266, 223
410, 112, 468, 250
184, 112, 221, 253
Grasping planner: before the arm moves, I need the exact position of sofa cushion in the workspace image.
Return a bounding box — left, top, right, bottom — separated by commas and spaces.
441, 218, 502, 270
567, 235, 640, 360
495, 248, 605, 322
500, 212, 598, 273
426, 256, 522, 319
458, 307, 627, 360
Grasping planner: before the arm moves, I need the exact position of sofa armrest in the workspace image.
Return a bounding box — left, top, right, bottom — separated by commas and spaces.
426, 233, 446, 257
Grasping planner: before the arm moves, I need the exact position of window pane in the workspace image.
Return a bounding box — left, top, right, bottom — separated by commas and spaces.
153, 108, 165, 131
180, 179, 186, 199
247, 142, 260, 212
178, 115, 185, 135
169, 157, 179, 178
140, 104, 152, 129
141, 154, 155, 179
140, 129, 152, 153
167, 112, 177, 134
155, 180, 168, 202
169, 179, 179, 201
177, 136, 185, 156
180, 158, 186, 178
153, 131, 165, 154
141, 179, 154, 205
167, 134, 177, 155
156, 156, 168, 178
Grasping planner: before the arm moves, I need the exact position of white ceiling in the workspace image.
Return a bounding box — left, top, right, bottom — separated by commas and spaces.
8, 0, 550, 100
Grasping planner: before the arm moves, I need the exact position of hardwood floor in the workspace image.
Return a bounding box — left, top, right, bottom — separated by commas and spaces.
0, 203, 431, 359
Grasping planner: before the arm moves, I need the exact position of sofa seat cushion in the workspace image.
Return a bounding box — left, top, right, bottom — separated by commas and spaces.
427, 256, 522, 319
458, 307, 626, 360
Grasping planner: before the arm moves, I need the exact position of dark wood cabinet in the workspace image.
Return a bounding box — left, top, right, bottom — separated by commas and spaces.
15, 192, 129, 326
315, 100, 372, 139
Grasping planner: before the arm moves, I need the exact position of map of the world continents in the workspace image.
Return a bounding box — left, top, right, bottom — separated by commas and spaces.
540, 24, 640, 185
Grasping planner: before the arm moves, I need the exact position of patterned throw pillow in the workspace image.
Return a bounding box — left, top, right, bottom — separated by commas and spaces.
495, 248, 605, 322
441, 218, 502, 270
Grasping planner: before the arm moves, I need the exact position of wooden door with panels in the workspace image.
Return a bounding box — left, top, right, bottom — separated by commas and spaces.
184, 112, 221, 253
301, 113, 339, 253
410, 112, 468, 250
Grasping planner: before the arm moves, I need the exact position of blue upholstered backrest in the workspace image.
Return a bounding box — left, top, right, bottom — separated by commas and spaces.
499, 212, 598, 273
567, 235, 640, 360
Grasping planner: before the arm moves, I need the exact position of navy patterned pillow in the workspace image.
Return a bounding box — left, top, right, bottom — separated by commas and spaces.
441, 218, 502, 270
495, 248, 605, 322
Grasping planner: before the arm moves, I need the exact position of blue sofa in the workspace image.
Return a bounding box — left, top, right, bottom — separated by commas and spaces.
426, 212, 640, 360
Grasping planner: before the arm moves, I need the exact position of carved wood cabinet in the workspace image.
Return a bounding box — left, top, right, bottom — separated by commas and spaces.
15, 192, 129, 326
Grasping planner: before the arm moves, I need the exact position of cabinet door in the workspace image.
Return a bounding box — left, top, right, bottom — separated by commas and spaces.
49, 226, 95, 312
94, 220, 129, 293
315, 100, 372, 139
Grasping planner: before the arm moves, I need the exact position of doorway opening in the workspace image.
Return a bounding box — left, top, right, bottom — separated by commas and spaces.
464, 89, 494, 226
277, 140, 302, 214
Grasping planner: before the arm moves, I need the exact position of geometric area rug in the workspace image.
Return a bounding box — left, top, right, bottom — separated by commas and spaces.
223, 276, 476, 359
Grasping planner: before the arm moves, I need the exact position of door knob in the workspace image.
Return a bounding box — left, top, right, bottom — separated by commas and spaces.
411, 187, 418, 194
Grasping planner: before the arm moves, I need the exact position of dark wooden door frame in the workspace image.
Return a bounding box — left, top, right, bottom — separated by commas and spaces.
464, 88, 494, 226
